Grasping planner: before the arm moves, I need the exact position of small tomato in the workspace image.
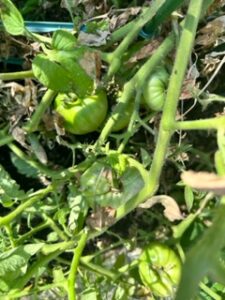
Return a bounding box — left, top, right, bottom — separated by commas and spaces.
110, 92, 134, 132
111, 103, 134, 132
54, 90, 108, 135
143, 67, 169, 111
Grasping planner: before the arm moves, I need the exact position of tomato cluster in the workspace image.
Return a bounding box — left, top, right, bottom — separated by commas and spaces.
54, 67, 168, 135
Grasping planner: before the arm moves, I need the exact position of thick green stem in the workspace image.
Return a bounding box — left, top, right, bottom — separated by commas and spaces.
109, 22, 135, 45
68, 229, 88, 300
24, 89, 56, 132
148, 0, 204, 189
0, 134, 13, 147
97, 33, 175, 146
173, 117, 225, 130
80, 259, 118, 280
0, 185, 53, 227
107, 0, 167, 77
0, 70, 34, 81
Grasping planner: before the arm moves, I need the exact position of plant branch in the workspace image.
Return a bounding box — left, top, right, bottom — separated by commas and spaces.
12, 240, 75, 291
107, 0, 167, 77
16, 221, 49, 245
0, 185, 53, 227
23, 89, 57, 133
68, 229, 88, 300
97, 33, 175, 147
0, 70, 34, 81
173, 117, 225, 131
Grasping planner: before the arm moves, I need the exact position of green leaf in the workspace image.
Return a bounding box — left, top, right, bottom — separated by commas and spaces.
52, 30, 77, 51
0, 243, 44, 293
32, 54, 73, 93
80, 161, 144, 208
80, 288, 99, 300
32, 54, 93, 97
0, 0, 25, 35
121, 167, 144, 205
10, 153, 38, 178
57, 57, 94, 97
27, 133, 47, 165
140, 148, 152, 168
68, 184, 88, 231
53, 267, 67, 292
0, 164, 26, 207
112, 285, 129, 300
184, 186, 194, 211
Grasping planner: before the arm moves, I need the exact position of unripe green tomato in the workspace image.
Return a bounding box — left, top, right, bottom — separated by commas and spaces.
143, 67, 169, 111
54, 90, 108, 135
111, 103, 134, 132
139, 242, 181, 298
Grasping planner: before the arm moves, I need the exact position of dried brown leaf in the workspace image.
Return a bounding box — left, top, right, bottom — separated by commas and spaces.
196, 16, 225, 47
180, 78, 198, 100
78, 30, 109, 46
181, 171, 225, 195
79, 51, 102, 81
110, 7, 141, 30
11, 127, 28, 149
207, 0, 225, 15
86, 207, 116, 229
138, 195, 183, 222
127, 39, 162, 64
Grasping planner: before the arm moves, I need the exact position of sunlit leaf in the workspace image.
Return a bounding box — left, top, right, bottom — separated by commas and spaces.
184, 186, 194, 211
32, 54, 73, 93
0, 0, 25, 35
0, 243, 44, 293
52, 30, 77, 51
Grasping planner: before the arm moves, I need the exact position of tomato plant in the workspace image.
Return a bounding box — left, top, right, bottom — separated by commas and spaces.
54, 90, 108, 135
138, 242, 182, 298
143, 67, 169, 111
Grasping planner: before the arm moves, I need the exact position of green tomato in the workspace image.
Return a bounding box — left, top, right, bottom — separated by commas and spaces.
110, 92, 134, 132
111, 103, 134, 132
139, 242, 182, 298
143, 67, 169, 111
54, 90, 108, 135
